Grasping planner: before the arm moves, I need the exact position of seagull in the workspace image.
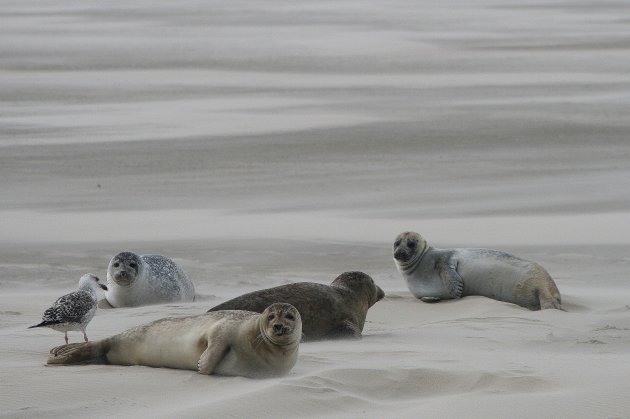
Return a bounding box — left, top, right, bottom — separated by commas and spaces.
29, 273, 108, 344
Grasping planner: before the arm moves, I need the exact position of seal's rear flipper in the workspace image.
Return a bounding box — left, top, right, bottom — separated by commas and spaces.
47, 342, 108, 365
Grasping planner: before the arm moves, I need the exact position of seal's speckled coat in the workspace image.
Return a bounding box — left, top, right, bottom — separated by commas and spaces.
106, 252, 194, 307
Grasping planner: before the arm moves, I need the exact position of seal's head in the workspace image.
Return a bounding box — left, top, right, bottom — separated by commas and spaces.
108, 252, 142, 287
393, 231, 428, 270
259, 303, 302, 346
331, 271, 385, 306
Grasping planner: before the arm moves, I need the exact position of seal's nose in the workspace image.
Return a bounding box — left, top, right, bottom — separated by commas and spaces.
119, 271, 127, 278
394, 248, 408, 261
273, 324, 283, 333
376, 286, 385, 300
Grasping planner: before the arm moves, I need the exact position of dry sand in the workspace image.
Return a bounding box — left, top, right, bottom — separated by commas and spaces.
1, 0, 630, 418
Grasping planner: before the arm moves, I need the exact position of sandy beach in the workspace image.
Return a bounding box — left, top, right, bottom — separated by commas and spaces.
1, 0, 630, 418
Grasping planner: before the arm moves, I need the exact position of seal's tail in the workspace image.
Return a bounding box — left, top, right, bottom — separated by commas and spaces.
47, 341, 109, 365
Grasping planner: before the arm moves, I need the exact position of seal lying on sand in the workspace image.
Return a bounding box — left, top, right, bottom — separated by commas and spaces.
393, 231, 562, 310
207, 271, 385, 341
48, 303, 301, 378
105, 251, 195, 307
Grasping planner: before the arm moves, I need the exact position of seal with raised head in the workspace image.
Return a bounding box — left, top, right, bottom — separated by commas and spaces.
207, 271, 385, 341
105, 251, 195, 307
393, 231, 562, 310
47, 303, 301, 378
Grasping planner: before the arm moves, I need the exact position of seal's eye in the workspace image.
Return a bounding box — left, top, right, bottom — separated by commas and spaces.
113, 263, 120, 268
267, 314, 275, 321
285, 313, 294, 321
394, 239, 402, 247
129, 263, 137, 269
408, 240, 417, 249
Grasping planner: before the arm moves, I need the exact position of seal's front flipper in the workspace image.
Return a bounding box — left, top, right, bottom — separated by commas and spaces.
198, 341, 230, 375
437, 260, 464, 299
420, 297, 441, 303
310, 320, 360, 341
339, 320, 361, 338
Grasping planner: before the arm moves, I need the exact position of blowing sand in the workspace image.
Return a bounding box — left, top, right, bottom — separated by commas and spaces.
1, 0, 630, 418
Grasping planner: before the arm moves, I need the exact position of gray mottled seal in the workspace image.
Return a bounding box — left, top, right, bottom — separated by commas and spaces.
207, 271, 385, 341
393, 231, 562, 310
47, 303, 301, 378
29, 274, 108, 343
105, 251, 195, 307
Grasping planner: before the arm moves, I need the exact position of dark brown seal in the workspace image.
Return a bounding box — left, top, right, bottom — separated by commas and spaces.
207, 271, 385, 341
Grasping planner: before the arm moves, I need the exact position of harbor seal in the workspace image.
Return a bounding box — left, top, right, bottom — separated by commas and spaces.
207, 271, 385, 341
105, 251, 195, 307
393, 231, 562, 310
47, 303, 301, 378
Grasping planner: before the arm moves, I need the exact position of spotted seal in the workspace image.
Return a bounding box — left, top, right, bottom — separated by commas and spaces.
105, 251, 194, 307
47, 303, 301, 378
393, 231, 562, 310
208, 271, 385, 341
